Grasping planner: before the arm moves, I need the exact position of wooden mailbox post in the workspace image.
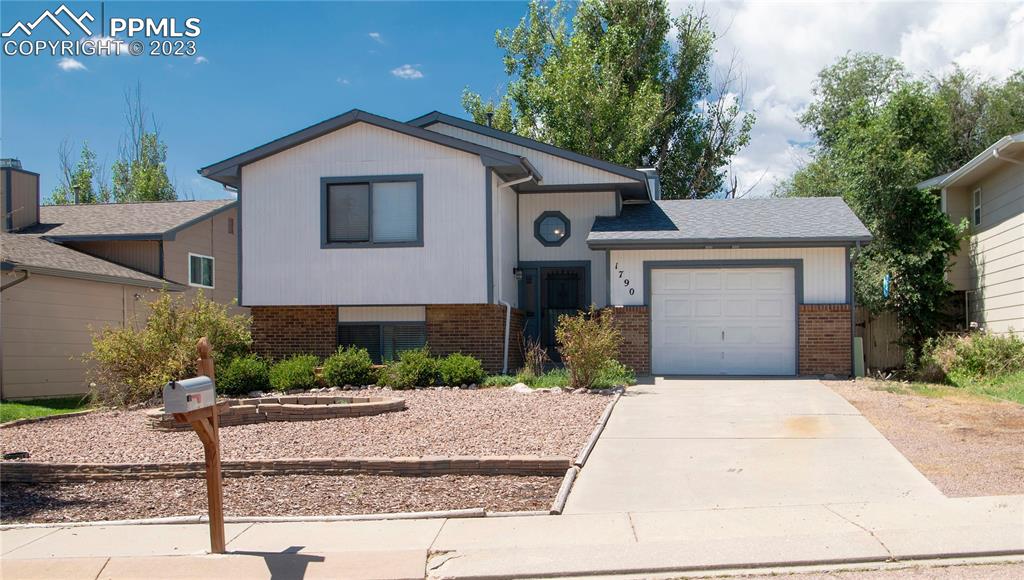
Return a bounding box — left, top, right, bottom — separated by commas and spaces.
168, 337, 226, 554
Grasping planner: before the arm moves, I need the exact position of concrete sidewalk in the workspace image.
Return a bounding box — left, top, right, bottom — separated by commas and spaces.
566, 378, 943, 513
3, 496, 1022, 578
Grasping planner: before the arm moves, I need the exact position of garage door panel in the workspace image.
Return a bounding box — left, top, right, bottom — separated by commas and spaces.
652, 267, 796, 376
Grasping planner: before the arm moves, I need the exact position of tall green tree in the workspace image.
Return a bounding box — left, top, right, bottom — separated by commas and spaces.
49, 141, 111, 205
463, 0, 754, 198
110, 83, 176, 202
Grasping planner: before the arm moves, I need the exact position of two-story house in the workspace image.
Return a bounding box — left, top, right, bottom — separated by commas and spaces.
918, 131, 1024, 335
200, 110, 870, 377
1, 158, 241, 399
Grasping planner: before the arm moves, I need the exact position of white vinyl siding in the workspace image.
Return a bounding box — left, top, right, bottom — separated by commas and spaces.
518, 191, 617, 307
493, 172, 519, 305
609, 247, 848, 306
241, 121, 488, 305
337, 306, 426, 323
425, 122, 638, 185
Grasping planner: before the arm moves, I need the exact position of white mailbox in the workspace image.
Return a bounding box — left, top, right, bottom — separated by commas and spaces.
163, 376, 215, 414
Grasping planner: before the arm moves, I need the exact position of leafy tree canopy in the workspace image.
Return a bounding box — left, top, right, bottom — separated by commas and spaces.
463, 0, 754, 198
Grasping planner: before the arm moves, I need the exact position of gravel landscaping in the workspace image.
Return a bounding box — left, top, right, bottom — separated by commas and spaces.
0, 474, 560, 524
826, 379, 1024, 497
0, 389, 609, 464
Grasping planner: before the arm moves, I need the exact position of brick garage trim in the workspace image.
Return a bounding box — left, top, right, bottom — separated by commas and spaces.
251, 306, 336, 360
0, 456, 573, 483
604, 306, 650, 376
799, 304, 852, 376
426, 304, 524, 373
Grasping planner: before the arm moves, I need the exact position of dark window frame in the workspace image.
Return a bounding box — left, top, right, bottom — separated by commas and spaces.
337, 321, 427, 363
320, 174, 424, 249
533, 210, 571, 247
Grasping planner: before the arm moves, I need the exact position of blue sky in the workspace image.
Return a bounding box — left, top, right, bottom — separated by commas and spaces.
2, 1, 527, 200
3, 1, 1023, 201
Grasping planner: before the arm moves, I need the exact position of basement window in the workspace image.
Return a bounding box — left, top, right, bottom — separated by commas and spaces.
337, 323, 426, 363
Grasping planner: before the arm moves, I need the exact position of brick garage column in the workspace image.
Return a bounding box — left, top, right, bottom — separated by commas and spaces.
605, 306, 650, 376
799, 304, 852, 376
251, 306, 336, 361
426, 305, 524, 374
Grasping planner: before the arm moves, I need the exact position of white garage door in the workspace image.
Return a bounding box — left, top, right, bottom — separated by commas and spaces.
651, 268, 797, 375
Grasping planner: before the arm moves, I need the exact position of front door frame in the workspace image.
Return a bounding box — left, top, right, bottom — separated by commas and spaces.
643, 259, 804, 376
517, 260, 592, 348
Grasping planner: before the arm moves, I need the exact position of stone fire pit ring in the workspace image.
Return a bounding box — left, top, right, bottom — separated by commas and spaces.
147, 394, 405, 431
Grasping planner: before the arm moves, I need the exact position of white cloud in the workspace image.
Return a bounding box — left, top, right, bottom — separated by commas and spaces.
368, 32, 383, 43
57, 57, 87, 71
391, 64, 423, 80
667, 1, 1024, 196
194, 55, 209, 64
336, 77, 350, 86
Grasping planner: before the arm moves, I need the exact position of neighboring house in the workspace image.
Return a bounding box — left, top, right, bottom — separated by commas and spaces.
1, 158, 240, 399
200, 109, 870, 377
918, 131, 1024, 336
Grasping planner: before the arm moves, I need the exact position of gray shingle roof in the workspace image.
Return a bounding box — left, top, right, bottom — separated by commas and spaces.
588, 197, 872, 248
34, 199, 235, 239
1, 233, 179, 289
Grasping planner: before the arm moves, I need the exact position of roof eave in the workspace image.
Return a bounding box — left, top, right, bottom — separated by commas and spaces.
586, 236, 873, 250
917, 131, 1024, 190
2, 261, 186, 290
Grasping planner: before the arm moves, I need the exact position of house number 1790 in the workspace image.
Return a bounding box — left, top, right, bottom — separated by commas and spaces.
614, 263, 635, 296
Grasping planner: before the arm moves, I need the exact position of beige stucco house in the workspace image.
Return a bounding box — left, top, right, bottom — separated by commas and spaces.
1, 158, 240, 399
919, 131, 1024, 335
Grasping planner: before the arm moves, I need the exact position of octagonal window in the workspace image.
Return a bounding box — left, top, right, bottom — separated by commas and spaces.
534, 211, 571, 247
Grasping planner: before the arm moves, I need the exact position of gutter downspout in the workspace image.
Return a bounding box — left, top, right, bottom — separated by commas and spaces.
496, 172, 536, 374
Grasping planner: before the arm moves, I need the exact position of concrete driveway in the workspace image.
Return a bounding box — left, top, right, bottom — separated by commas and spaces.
564, 377, 943, 514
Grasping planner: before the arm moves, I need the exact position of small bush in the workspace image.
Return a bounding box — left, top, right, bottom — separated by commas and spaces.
86, 290, 252, 407
921, 332, 1024, 384
520, 334, 550, 379
555, 306, 622, 390
217, 355, 270, 396
483, 374, 519, 387
322, 346, 375, 387
379, 347, 437, 389
437, 353, 486, 386
526, 368, 570, 388
269, 354, 320, 391
593, 360, 636, 389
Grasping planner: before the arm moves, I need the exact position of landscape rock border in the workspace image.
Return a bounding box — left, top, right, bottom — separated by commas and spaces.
0, 455, 573, 483
1, 409, 98, 430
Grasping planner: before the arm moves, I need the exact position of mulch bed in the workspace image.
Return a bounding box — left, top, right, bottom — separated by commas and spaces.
1, 474, 560, 524
0, 389, 609, 464
826, 379, 1024, 497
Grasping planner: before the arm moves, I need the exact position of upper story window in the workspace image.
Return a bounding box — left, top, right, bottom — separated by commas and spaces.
189, 253, 214, 288
534, 210, 571, 247
321, 175, 423, 248
972, 188, 982, 226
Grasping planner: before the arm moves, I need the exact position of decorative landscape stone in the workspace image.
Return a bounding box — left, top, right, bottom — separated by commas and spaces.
145, 394, 405, 430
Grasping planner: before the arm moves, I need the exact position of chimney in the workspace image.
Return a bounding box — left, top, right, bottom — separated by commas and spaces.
485, 112, 494, 128
1, 159, 40, 232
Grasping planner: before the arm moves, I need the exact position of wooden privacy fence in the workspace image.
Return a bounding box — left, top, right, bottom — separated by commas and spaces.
856, 307, 905, 372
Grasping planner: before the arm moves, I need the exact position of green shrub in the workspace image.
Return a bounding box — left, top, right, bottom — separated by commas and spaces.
85, 290, 252, 407
526, 368, 570, 388
322, 346, 375, 387
379, 347, 437, 389
217, 355, 270, 396
269, 354, 320, 391
437, 353, 486, 386
593, 360, 636, 389
483, 374, 519, 387
921, 332, 1024, 383
555, 306, 622, 390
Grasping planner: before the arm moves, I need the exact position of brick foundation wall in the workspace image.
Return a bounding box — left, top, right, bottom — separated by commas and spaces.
605, 306, 650, 376
426, 304, 524, 373
799, 304, 852, 376
251, 306, 337, 360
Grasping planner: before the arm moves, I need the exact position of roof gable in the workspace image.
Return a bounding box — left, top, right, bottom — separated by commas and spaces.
199, 110, 536, 187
